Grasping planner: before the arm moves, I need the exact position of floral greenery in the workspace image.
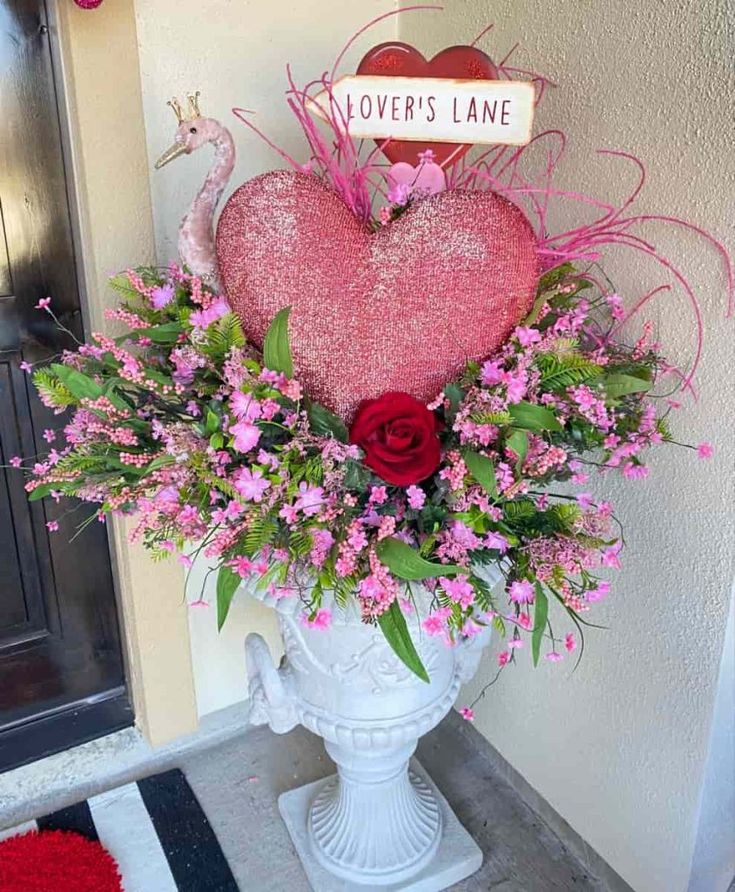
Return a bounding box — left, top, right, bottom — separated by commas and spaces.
21, 262, 682, 681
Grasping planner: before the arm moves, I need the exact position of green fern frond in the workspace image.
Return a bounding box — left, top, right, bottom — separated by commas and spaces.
470, 410, 513, 425
245, 516, 278, 555
204, 313, 246, 361
535, 352, 603, 391
32, 368, 75, 408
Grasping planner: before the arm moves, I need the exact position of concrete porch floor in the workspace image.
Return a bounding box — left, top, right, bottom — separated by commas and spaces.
0, 708, 621, 891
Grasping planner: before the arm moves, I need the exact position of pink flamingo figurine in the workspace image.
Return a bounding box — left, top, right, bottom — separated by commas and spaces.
155, 92, 235, 285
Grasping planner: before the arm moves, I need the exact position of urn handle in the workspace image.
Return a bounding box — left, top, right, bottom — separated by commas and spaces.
244, 633, 298, 734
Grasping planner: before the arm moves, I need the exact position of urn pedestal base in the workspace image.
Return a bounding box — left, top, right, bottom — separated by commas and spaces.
278, 759, 483, 891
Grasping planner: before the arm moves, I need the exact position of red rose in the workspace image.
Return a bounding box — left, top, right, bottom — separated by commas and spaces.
349, 392, 441, 486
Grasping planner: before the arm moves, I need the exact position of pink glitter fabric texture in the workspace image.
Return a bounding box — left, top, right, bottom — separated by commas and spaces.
216, 170, 538, 421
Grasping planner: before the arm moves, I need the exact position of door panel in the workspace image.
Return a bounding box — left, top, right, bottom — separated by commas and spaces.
0, 0, 131, 770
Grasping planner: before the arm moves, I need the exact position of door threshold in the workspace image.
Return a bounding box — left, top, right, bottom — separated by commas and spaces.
0, 701, 249, 831
0, 689, 133, 775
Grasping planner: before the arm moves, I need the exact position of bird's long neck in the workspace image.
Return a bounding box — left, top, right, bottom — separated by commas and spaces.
187, 129, 235, 229
179, 128, 235, 281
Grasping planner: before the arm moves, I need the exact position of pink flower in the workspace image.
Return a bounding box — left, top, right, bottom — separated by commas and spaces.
230, 392, 262, 422
497, 650, 511, 667
587, 580, 611, 602
459, 706, 475, 722
35, 296, 52, 311
507, 637, 523, 649
150, 283, 175, 309
43, 428, 56, 443
301, 608, 332, 630
546, 651, 564, 663
417, 149, 436, 163
564, 633, 577, 653
483, 531, 509, 553
279, 504, 299, 524
234, 468, 270, 502
422, 607, 451, 637
387, 182, 410, 206
576, 492, 594, 509
178, 554, 193, 569
294, 482, 324, 517
461, 619, 483, 638
440, 575, 475, 608
189, 298, 229, 329
508, 580, 534, 604
20, 361, 32, 373
406, 485, 426, 510
514, 326, 542, 348
230, 421, 261, 453
622, 462, 650, 479
46, 520, 59, 532
230, 555, 254, 578
480, 360, 504, 386
9, 456, 22, 468
696, 442, 714, 460
606, 292, 625, 320
601, 544, 622, 569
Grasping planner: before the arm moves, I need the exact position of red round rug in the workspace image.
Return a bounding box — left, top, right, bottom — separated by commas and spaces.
0, 830, 122, 891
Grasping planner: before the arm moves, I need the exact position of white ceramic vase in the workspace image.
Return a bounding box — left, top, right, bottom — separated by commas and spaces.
244, 573, 499, 891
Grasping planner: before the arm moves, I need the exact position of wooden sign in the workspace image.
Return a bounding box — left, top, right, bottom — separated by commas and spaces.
310, 76, 535, 146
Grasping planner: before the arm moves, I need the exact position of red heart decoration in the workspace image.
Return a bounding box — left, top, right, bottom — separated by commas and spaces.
216, 171, 538, 421
357, 42, 498, 167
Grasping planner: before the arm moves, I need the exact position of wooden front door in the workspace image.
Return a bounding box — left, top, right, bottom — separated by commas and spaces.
0, 0, 131, 772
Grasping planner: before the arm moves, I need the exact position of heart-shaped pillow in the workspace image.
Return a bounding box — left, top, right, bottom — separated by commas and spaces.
216, 171, 538, 421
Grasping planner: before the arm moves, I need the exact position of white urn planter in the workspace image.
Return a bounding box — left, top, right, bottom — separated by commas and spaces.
244, 570, 499, 891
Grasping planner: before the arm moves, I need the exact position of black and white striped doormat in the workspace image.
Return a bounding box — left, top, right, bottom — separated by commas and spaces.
0, 768, 238, 891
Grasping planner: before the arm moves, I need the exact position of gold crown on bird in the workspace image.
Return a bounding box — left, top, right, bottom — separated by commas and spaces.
166, 91, 202, 124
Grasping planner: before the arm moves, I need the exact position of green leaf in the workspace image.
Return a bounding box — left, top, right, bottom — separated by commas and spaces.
308, 402, 348, 442
263, 307, 294, 378
508, 401, 563, 432
375, 537, 462, 580
532, 583, 549, 667
205, 408, 220, 435
343, 459, 371, 491
216, 565, 241, 631
377, 600, 429, 683
28, 482, 58, 502
50, 364, 104, 401
602, 373, 652, 400
463, 450, 497, 499
443, 382, 465, 423
144, 322, 183, 344
506, 430, 528, 469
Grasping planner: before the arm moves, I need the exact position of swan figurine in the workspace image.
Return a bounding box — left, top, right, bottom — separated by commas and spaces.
155, 92, 235, 285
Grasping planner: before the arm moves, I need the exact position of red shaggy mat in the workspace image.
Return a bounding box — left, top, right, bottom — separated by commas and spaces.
0, 829, 122, 891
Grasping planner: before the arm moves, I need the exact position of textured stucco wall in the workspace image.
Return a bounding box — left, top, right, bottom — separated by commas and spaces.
399, 4, 735, 891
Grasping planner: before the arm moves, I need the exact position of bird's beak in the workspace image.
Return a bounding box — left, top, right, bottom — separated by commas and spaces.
155, 142, 187, 169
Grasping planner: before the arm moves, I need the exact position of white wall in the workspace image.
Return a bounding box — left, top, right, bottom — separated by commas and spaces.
134, 2, 734, 888
398, 4, 734, 892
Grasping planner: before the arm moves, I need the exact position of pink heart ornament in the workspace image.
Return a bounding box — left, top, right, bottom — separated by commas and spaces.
387, 161, 447, 200
216, 170, 538, 421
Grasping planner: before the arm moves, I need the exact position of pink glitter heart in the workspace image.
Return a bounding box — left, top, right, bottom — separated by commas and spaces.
216, 171, 538, 421
387, 161, 447, 198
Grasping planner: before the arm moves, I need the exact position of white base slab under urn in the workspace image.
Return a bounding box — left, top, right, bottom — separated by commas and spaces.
279, 760, 483, 891
244, 572, 500, 890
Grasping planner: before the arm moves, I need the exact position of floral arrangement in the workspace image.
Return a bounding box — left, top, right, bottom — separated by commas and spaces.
19, 259, 701, 684
15, 16, 730, 696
